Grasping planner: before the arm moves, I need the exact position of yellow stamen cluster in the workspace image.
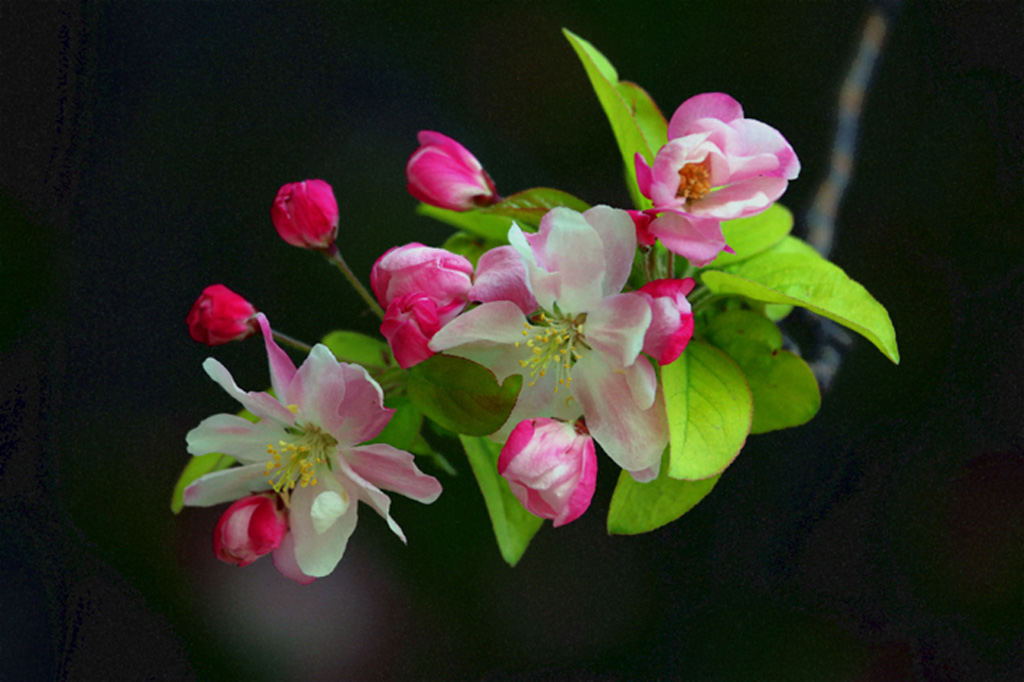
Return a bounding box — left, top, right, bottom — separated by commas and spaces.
264, 422, 337, 504
677, 161, 712, 202
514, 311, 586, 396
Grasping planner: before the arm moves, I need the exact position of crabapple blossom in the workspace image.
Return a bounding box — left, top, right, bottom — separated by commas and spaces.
430, 206, 668, 481
638, 278, 696, 366
379, 293, 445, 369
186, 284, 258, 346
270, 179, 339, 250
183, 314, 442, 582
406, 131, 499, 211
213, 493, 288, 568
499, 418, 597, 527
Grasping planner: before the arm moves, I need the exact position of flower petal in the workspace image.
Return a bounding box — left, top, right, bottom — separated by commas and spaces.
186, 413, 285, 460
271, 532, 317, 584
256, 314, 297, 404
572, 353, 668, 476
333, 456, 407, 543
690, 177, 788, 220
583, 293, 651, 369
667, 92, 744, 139
182, 463, 273, 507
429, 301, 530, 383
288, 474, 359, 578
346, 443, 443, 503
647, 213, 728, 267
469, 245, 538, 315
583, 205, 637, 298
201, 358, 296, 425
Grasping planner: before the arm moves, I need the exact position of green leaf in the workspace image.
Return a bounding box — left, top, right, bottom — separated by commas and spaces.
608, 450, 720, 534
563, 29, 667, 209
704, 310, 821, 434
417, 203, 516, 242
711, 203, 794, 267
320, 330, 392, 368
459, 435, 543, 566
479, 187, 590, 230
370, 396, 423, 450
407, 354, 522, 437
700, 244, 900, 364
170, 452, 236, 513
662, 340, 753, 480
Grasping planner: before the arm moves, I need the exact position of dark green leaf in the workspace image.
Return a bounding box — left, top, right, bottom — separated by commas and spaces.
704, 310, 821, 434
479, 187, 590, 230
407, 354, 522, 437
662, 340, 752, 480
460, 435, 543, 566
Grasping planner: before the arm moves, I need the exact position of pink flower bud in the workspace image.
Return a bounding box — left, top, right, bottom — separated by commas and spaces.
638, 278, 696, 365
626, 209, 657, 247
270, 179, 339, 249
406, 131, 499, 211
186, 284, 258, 345
379, 293, 444, 369
370, 242, 474, 313
213, 493, 288, 567
498, 418, 597, 527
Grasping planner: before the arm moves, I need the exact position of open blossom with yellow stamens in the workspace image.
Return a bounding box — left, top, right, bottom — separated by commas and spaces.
431, 206, 668, 482
183, 313, 442, 583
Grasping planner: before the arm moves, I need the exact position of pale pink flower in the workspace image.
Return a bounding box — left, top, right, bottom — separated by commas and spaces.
634, 93, 799, 265
430, 206, 667, 481
406, 131, 499, 211
184, 314, 442, 582
499, 418, 597, 527
638, 278, 696, 366
186, 284, 258, 346
213, 493, 288, 568
270, 179, 339, 250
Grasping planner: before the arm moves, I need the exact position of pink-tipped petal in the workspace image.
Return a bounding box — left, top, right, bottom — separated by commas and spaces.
647, 213, 729, 267
186, 413, 285, 460
470, 245, 538, 314
668, 92, 744, 139
183, 463, 273, 508
347, 443, 442, 503
200, 357, 296, 425
255, 314, 296, 404
583, 205, 637, 297
272, 532, 318, 585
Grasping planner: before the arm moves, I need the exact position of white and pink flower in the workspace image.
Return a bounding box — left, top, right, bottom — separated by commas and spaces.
499, 418, 597, 527
406, 131, 499, 211
183, 314, 442, 583
638, 278, 696, 366
635, 93, 799, 266
430, 206, 668, 481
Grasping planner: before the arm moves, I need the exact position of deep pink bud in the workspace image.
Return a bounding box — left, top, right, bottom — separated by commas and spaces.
626, 209, 657, 247
370, 242, 474, 312
406, 131, 499, 211
270, 179, 339, 249
186, 284, 258, 346
379, 293, 444, 369
213, 493, 288, 567
638, 278, 696, 365
498, 418, 597, 527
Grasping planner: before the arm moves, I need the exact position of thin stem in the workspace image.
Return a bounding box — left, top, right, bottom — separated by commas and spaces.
272, 330, 313, 353
325, 245, 385, 320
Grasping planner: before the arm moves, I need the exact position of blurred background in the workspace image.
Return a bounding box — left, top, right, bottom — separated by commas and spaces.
2, 1, 1021, 680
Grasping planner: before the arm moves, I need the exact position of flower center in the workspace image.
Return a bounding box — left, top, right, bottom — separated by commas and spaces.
515, 309, 587, 395
677, 161, 712, 202
264, 417, 337, 504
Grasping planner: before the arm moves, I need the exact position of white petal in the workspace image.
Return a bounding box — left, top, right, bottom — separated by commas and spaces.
201, 358, 296, 425
289, 475, 359, 578
310, 489, 350, 535
185, 413, 283, 460
182, 463, 272, 507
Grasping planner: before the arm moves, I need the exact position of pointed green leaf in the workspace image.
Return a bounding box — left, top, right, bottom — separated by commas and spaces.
171, 452, 236, 513
460, 435, 543, 566
320, 330, 392, 369
704, 310, 821, 434
662, 340, 753, 480
712, 203, 794, 267
608, 450, 720, 534
701, 243, 900, 364
563, 29, 667, 209
407, 354, 522, 437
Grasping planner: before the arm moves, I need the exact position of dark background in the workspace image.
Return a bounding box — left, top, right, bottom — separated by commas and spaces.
2, 1, 1022, 680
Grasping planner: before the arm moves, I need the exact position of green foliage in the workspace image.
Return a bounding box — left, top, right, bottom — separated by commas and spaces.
701, 239, 900, 364
662, 341, 753, 480
563, 29, 667, 209
460, 435, 543, 566
441, 232, 502, 267
608, 454, 720, 535
712, 203, 794, 267
407, 355, 522, 437
704, 310, 821, 434
320, 330, 392, 369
